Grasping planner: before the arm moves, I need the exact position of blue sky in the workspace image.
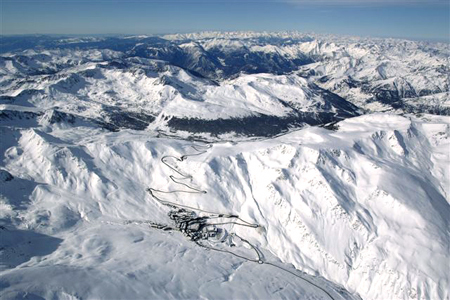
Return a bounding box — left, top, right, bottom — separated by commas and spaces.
1, 0, 449, 41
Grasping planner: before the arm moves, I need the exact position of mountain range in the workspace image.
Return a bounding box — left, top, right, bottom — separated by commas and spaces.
1, 32, 449, 300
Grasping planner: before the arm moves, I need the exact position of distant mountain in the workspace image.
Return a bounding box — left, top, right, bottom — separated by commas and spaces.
0, 47, 358, 138
1, 33, 449, 300
1, 33, 448, 138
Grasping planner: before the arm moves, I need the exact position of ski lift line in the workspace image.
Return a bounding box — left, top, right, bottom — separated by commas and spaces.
195, 240, 262, 264
146, 143, 337, 300
107, 219, 336, 300
265, 262, 337, 300
196, 236, 336, 300
180, 214, 259, 228
195, 232, 264, 263
169, 176, 207, 193
103, 219, 179, 232
160, 144, 212, 179
197, 221, 258, 228
147, 144, 260, 227
148, 187, 205, 196
146, 188, 259, 229
161, 156, 193, 179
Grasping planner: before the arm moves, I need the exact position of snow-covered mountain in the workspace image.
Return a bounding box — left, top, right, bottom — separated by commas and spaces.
1, 32, 448, 131
1, 51, 362, 138
1, 33, 449, 300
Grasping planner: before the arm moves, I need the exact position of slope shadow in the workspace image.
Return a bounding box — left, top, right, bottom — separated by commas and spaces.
0, 177, 38, 210
0, 227, 62, 270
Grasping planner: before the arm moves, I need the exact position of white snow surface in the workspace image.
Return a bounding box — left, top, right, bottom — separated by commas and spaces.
1, 112, 449, 300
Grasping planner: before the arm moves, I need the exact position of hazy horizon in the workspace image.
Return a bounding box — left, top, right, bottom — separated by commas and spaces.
2, 0, 449, 41
2, 31, 449, 44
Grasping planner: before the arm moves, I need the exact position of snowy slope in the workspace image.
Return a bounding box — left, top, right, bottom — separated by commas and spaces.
0, 124, 359, 300
1, 111, 449, 299
1, 32, 448, 118
0, 50, 360, 137
162, 32, 449, 114
295, 39, 449, 113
